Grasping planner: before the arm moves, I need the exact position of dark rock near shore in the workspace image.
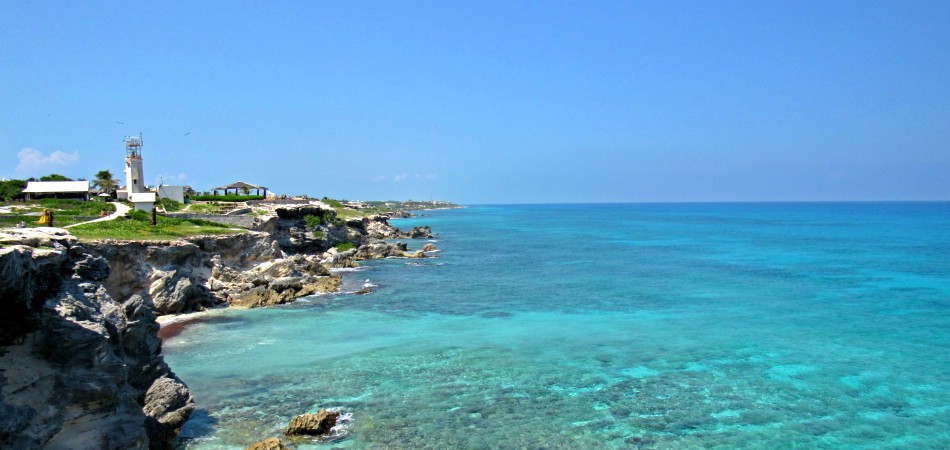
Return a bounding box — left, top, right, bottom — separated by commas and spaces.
285, 409, 339, 437
143, 376, 195, 449
402, 226, 433, 239
0, 228, 193, 450
354, 239, 426, 260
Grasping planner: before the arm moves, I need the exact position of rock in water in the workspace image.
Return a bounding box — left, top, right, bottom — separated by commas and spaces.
285, 409, 340, 436
246, 437, 286, 450
143, 376, 195, 449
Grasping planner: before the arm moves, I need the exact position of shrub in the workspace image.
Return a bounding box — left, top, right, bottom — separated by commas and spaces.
304, 214, 322, 229
130, 209, 150, 221
335, 242, 356, 252
158, 198, 184, 212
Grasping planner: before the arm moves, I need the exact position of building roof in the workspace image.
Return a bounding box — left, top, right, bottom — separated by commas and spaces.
22, 181, 90, 193
213, 181, 268, 190
129, 192, 157, 203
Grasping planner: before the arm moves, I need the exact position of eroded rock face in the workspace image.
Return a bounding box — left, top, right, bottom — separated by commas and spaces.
354, 239, 427, 260
285, 409, 339, 437
89, 232, 345, 315
0, 228, 194, 450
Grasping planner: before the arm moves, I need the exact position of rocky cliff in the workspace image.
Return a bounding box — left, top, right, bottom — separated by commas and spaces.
0, 206, 436, 449
86, 231, 344, 315
0, 228, 193, 450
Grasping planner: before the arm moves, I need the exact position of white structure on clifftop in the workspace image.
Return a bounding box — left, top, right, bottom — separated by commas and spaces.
123, 135, 156, 211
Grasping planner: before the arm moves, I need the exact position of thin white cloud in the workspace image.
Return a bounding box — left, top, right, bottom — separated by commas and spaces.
393, 173, 409, 182
16, 148, 80, 175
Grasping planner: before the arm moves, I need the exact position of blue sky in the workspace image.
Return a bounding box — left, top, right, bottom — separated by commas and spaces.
2, 1, 948, 203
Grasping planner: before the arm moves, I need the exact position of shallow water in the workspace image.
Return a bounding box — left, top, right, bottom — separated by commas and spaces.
164, 203, 950, 449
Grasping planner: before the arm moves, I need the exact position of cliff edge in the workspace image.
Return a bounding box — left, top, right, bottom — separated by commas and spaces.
0, 228, 193, 450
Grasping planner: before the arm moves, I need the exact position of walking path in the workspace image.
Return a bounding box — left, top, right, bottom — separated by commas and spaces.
64, 202, 132, 228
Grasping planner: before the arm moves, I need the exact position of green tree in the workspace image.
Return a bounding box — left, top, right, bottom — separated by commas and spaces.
93, 170, 118, 193
39, 173, 72, 181
0, 179, 26, 201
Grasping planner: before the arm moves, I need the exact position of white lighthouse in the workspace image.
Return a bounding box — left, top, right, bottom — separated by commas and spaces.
124, 135, 146, 193
123, 134, 156, 211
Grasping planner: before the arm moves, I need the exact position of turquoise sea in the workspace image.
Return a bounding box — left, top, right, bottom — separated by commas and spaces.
163, 203, 950, 449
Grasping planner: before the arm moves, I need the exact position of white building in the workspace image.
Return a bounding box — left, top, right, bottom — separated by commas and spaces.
22, 181, 91, 200
129, 192, 157, 212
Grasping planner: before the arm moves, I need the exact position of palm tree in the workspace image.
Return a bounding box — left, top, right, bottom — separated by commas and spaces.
93, 170, 117, 194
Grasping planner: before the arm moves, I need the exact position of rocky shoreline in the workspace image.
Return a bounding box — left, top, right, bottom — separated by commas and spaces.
0, 205, 437, 449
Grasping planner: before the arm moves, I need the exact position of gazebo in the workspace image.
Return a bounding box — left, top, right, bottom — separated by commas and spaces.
212, 181, 268, 197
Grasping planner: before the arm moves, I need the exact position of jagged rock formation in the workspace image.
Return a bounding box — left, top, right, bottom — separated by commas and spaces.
88, 232, 342, 315
0, 228, 194, 450
354, 239, 427, 259
77, 207, 431, 317
218, 254, 342, 308
360, 216, 433, 240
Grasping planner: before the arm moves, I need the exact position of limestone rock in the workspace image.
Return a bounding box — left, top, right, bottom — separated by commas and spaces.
423, 243, 437, 252
247, 437, 287, 450
0, 226, 77, 248
285, 409, 339, 437
320, 248, 358, 268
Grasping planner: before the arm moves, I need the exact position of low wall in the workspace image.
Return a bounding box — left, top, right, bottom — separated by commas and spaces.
246, 199, 313, 206
163, 213, 259, 229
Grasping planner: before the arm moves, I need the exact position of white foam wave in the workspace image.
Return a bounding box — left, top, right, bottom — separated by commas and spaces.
324, 408, 353, 441
330, 267, 367, 273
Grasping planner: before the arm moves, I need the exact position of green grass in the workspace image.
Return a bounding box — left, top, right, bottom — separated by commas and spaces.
36, 199, 115, 216
333, 207, 366, 220
1, 200, 117, 228
69, 214, 241, 241
185, 202, 230, 214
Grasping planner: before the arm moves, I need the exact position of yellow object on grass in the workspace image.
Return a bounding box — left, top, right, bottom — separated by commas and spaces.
37, 208, 51, 225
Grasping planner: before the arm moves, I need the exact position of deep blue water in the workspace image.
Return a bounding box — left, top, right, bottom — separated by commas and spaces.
163, 203, 950, 449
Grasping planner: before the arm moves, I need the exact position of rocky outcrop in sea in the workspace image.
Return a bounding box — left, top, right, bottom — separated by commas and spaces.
0, 228, 193, 449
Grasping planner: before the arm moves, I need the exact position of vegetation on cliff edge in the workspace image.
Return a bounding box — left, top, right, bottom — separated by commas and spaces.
70, 212, 240, 241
